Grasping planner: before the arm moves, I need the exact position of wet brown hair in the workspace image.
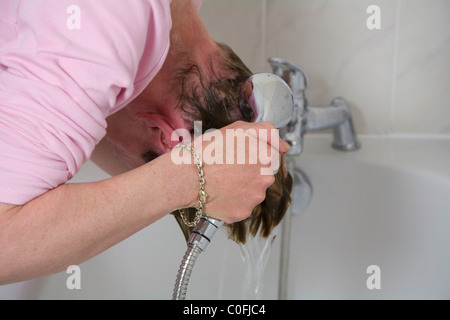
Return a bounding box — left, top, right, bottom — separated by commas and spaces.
170, 43, 293, 244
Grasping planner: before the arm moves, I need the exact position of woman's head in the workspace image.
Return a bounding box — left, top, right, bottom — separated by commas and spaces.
173, 42, 255, 132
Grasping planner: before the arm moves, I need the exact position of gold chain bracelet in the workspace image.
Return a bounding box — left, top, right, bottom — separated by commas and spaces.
175, 143, 207, 227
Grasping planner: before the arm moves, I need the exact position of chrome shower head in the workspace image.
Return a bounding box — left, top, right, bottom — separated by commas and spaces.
245, 73, 295, 128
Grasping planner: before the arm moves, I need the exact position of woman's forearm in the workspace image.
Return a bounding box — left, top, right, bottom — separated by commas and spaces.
0, 152, 196, 284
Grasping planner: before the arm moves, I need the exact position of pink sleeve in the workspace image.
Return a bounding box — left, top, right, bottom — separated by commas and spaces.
0, 0, 173, 205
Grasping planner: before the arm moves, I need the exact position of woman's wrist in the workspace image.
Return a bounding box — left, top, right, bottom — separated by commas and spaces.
174, 144, 207, 227
161, 148, 199, 210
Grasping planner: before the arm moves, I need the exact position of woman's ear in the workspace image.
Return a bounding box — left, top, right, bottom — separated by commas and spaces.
136, 112, 187, 153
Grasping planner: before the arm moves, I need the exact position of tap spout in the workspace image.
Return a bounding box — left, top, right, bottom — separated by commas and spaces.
305, 98, 360, 151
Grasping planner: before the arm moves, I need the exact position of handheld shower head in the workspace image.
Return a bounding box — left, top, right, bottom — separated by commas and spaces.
246, 73, 295, 128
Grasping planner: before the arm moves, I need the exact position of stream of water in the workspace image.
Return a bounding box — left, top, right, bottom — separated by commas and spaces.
239, 226, 279, 299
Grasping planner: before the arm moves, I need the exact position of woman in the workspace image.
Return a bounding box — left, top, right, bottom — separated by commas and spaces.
0, 0, 291, 284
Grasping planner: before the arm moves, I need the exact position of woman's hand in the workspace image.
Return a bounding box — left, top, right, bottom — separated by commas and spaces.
175, 121, 289, 224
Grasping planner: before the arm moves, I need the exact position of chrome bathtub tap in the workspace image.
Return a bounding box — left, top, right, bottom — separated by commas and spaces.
269, 57, 361, 155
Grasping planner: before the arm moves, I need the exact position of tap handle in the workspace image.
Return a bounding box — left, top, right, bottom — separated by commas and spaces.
268, 57, 310, 98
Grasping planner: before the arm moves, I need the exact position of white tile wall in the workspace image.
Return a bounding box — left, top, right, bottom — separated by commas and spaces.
199, 0, 450, 136
394, 0, 450, 135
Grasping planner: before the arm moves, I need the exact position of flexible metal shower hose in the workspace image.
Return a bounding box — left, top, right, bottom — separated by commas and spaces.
172, 244, 202, 300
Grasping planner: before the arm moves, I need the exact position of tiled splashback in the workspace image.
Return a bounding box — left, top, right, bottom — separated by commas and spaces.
199, 0, 450, 136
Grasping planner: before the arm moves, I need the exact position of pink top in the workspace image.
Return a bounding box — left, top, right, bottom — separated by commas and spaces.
0, 0, 202, 205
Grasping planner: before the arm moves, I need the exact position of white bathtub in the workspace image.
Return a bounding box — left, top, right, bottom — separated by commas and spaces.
2, 135, 450, 299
